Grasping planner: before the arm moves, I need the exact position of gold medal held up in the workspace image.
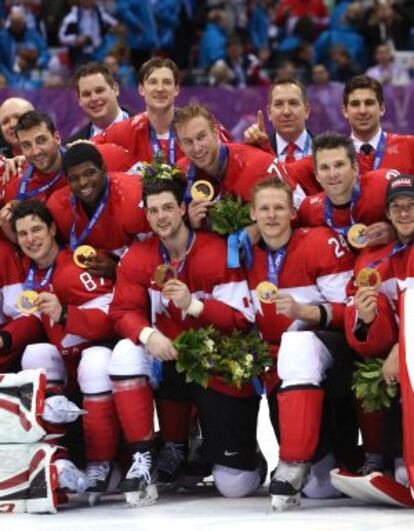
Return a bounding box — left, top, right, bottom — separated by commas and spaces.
256, 281, 278, 304
153, 264, 177, 288
16, 290, 39, 314
191, 180, 215, 201
355, 267, 381, 288
347, 224, 368, 249
73, 245, 97, 268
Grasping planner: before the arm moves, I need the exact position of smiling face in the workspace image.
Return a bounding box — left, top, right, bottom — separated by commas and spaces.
342, 88, 385, 141
267, 83, 310, 142
145, 191, 186, 241
15, 214, 57, 268
17, 123, 61, 173
175, 115, 220, 174
66, 160, 107, 208
250, 187, 296, 245
138, 66, 179, 112
314, 146, 358, 204
0, 98, 34, 149
77, 72, 120, 126
387, 195, 414, 243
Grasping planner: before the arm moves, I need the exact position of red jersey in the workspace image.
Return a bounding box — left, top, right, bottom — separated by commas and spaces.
246, 228, 354, 349
357, 133, 414, 175
21, 248, 115, 353
47, 172, 151, 257
109, 231, 255, 397
344, 240, 414, 358
93, 112, 231, 168
176, 143, 306, 208
296, 168, 398, 229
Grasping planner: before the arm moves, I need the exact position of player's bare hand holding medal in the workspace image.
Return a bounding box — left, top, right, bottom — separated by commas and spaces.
35, 292, 64, 323
162, 279, 192, 310
187, 180, 215, 229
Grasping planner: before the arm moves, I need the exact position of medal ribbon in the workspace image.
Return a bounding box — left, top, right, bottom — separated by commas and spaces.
302, 132, 311, 156
24, 261, 54, 290
372, 131, 386, 171
185, 144, 228, 204
366, 239, 413, 271
324, 180, 361, 238
149, 124, 176, 165
227, 228, 253, 268
266, 244, 288, 286
69, 176, 110, 250
158, 229, 195, 274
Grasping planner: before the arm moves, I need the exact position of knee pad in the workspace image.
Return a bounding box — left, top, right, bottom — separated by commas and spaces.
22, 343, 66, 383
278, 331, 333, 388
78, 346, 112, 395
212, 465, 260, 498
108, 339, 152, 379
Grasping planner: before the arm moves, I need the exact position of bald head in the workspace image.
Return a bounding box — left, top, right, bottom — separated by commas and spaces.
0, 97, 34, 149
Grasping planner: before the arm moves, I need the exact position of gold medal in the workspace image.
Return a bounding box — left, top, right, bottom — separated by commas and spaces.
255, 281, 278, 304
191, 180, 215, 201
16, 290, 39, 314
153, 264, 177, 288
73, 245, 97, 268
347, 224, 368, 249
355, 267, 382, 289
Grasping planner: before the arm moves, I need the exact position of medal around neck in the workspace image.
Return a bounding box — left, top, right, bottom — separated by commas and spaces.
355, 267, 381, 289
16, 290, 39, 314
347, 223, 368, 249
191, 180, 215, 201
256, 281, 278, 304
73, 245, 97, 268
153, 263, 177, 288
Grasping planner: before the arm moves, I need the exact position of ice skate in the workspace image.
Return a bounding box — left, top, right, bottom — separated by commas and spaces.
55, 459, 93, 494
270, 460, 310, 511
121, 450, 158, 507
85, 460, 121, 506
156, 442, 186, 489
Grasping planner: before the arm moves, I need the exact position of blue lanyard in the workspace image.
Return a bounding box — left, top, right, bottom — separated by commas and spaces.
24, 261, 54, 290
17, 166, 63, 200
149, 124, 176, 165
185, 144, 228, 204
324, 180, 361, 238
69, 177, 110, 250
266, 244, 287, 286
367, 239, 412, 271
365, 131, 386, 171
302, 133, 311, 156
159, 230, 194, 274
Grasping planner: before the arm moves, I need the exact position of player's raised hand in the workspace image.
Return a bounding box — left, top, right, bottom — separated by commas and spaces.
2, 155, 25, 184
243, 110, 268, 146
187, 199, 213, 229
365, 221, 396, 247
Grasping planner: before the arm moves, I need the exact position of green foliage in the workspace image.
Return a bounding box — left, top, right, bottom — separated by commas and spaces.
141, 153, 184, 184
208, 195, 252, 236
173, 326, 272, 388
352, 358, 398, 413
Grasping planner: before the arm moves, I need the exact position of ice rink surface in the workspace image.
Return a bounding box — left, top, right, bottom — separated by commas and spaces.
3, 400, 414, 531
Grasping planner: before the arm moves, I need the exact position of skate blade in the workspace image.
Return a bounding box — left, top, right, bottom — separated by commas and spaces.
126, 485, 158, 508
271, 493, 301, 511
88, 492, 101, 507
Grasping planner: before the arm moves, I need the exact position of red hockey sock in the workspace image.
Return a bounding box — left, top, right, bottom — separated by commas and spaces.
278, 386, 324, 462
83, 393, 120, 461
156, 399, 191, 442
357, 401, 385, 454
112, 378, 153, 444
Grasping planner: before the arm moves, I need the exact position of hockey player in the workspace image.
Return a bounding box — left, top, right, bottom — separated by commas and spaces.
11, 199, 120, 497
47, 142, 151, 279
297, 132, 399, 246
173, 102, 307, 230
245, 176, 355, 510
108, 172, 261, 506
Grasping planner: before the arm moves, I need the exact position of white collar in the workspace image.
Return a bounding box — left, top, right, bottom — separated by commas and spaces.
90, 108, 126, 137
352, 128, 384, 153
276, 129, 309, 155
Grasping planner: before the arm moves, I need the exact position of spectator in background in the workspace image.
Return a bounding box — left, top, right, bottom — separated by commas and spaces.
154, 0, 180, 54
116, 0, 159, 70
366, 43, 410, 85
66, 62, 131, 143
210, 36, 269, 87
292, 42, 314, 85
198, 9, 229, 68
248, 0, 271, 52
103, 53, 136, 88
274, 0, 329, 36
310, 63, 334, 86
59, 0, 118, 68
0, 6, 49, 76
0, 97, 34, 158
362, 0, 412, 63
274, 59, 297, 82
330, 44, 362, 83
307, 64, 344, 132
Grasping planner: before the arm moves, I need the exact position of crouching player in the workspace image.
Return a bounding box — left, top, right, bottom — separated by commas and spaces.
10, 200, 120, 499
245, 177, 355, 510
108, 171, 262, 506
